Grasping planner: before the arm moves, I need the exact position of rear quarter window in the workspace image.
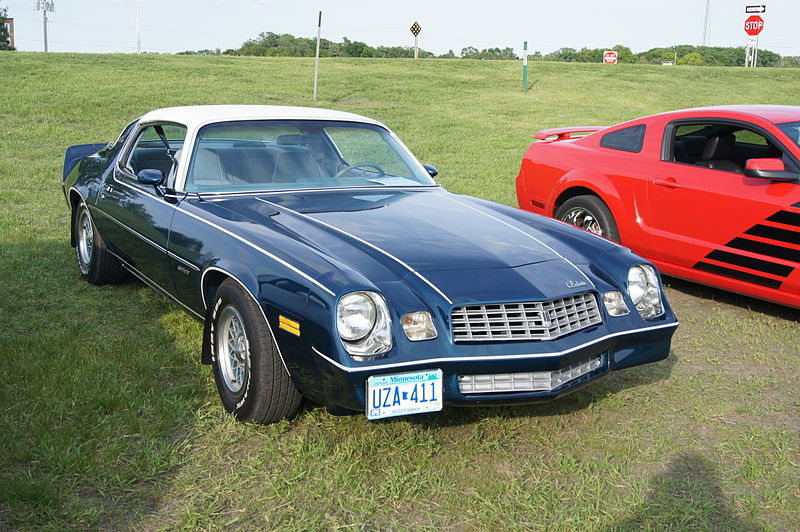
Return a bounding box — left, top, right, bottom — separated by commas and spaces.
600, 124, 646, 153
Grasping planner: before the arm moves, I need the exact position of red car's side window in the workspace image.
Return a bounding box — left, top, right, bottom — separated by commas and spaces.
667, 122, 788, 174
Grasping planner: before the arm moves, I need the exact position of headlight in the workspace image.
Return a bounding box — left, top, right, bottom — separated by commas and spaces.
336, 291, 392, 359
337, 292, 376, 341
627, 265, 663, 319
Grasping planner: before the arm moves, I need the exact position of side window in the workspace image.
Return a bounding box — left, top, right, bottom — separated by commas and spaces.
123, 124, 187, 180
733, 129, 768, 147
599, 125, 645, 153
671, 124, 714, 164
669, 121, 785, 173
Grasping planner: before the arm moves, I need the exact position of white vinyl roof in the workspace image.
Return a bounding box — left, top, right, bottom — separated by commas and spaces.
137, 105, 386, 130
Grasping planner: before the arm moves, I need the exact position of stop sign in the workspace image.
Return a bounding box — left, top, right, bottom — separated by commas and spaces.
744, 15, 764, 36
603, 51, 618, 64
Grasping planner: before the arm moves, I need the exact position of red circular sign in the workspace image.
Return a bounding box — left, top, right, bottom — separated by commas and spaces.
603, 51, 618, 64
744, 15, 764, 36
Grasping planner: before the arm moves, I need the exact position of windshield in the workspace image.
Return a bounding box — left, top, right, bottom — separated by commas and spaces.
184, 120, 435, 193
777, 121, 800, 149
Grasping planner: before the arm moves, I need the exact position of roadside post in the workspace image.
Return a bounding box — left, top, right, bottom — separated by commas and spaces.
410, 21, 421, 59
313, 11, 322, 101
522, 41, 528, 92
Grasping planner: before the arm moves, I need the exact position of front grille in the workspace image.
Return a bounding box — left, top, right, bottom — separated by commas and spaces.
451, 293, 602, 342
458, 355, 606, 394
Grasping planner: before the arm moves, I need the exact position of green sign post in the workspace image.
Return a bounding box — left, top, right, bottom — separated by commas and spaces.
522, 41, 528, 92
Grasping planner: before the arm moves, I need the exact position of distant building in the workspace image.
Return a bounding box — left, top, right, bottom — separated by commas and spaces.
2, 18, 13, 48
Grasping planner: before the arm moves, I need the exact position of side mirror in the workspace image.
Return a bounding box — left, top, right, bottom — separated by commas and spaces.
744, 158, 799, 181
137, 168, 165, 185
423, 164, 439, 178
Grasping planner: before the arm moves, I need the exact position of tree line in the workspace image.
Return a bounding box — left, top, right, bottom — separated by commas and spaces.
179, 32, 800, 67
542, 44, 797, 68
180, 32, 527, 61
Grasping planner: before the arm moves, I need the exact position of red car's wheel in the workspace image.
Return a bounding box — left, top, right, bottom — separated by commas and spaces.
556, 195, 620, 243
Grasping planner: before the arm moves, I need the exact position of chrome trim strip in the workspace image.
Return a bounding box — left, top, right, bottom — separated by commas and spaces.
167, 250, 200, 272
200, 266, 293, 376
311, 321, 679, 373
440, 195, 596, 289
255, 198, 453, 305
113, 252, 203, 319
174, 204, 335, 297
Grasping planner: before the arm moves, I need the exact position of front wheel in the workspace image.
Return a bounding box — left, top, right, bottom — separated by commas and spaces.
555, 195, 620, 243
209, 280, 301, 424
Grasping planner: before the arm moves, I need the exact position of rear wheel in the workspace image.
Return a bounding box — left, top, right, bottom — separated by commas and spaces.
210, 280, 302, 424
555, 195, 620, 243
74, 203, 126, 285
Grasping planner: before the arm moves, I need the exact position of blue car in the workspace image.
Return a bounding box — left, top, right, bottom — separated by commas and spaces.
62, 105, 678, 423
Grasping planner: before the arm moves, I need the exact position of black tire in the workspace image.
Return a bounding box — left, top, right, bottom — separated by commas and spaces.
74, 203, 126, 285
555, 195, 620, 243
209, 280, 302, 424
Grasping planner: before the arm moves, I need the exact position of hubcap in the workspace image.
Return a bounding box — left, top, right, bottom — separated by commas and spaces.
561, 207, 603, 236
77, 210, 94, 268
216, 306, 249, 395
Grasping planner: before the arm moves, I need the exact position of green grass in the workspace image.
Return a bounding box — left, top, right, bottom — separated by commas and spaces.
1, 52, 799, 530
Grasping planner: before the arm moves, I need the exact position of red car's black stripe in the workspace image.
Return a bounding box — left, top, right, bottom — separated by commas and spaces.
706, 250, 793, 277
793, 201, 800, 208
766, 210, 800, 228
694, 262, 783, 289
727, 237, 800, 263
744, 224, 800, 245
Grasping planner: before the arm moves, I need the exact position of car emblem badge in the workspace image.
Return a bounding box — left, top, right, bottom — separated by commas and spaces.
565, 280, 587, 289
541, 309, 556, 328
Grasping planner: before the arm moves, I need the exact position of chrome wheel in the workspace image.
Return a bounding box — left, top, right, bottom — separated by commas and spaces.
561, 207, 603, 236
216, 305, 249, 395
77, 209, 94, 271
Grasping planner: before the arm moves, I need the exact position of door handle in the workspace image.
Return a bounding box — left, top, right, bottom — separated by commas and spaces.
652, 178, 682, 189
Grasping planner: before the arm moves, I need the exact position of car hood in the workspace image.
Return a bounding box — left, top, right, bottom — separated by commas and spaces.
198, 188, 597, 302
264, 188, 561, 270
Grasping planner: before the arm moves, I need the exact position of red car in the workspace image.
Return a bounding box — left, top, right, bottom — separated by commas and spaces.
516, 105, 800, 309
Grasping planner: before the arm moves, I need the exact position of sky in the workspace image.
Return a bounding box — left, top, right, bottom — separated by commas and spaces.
4, 0, 799, 57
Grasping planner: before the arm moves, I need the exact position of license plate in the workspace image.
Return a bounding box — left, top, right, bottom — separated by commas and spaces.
366, 369, 443, 420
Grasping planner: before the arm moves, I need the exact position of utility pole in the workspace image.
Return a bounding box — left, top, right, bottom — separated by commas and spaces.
35, 0, 54, 52
701, 0, 711, 46
313, 11, 322, 101
136, 0, 141, 53
43, 7, 48, 52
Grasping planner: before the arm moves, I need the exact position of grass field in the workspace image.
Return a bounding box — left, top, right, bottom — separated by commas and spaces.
1, 52, 799, 531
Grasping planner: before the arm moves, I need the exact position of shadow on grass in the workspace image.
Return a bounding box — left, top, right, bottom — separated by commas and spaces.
0, 240, 210, 529
664, 276, 800, 323
601, 452, 764, 531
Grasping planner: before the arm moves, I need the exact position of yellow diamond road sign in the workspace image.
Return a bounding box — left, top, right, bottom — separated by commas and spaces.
410, 22, 421, 36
